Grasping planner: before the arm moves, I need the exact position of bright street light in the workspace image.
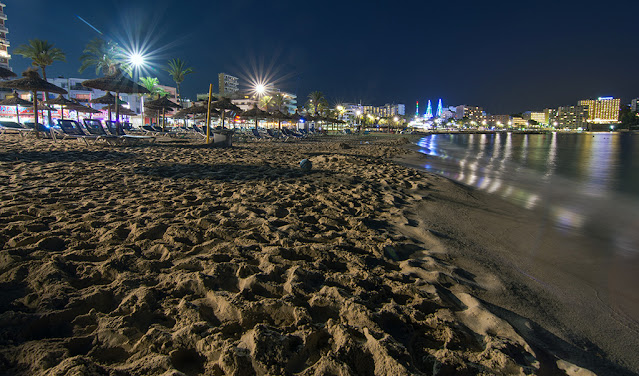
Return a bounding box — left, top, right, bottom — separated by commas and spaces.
129, 53, 145, 68
255, 84, 266, 96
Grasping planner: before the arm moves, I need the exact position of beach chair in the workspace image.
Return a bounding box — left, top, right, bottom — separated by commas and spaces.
251, 128, 267, 141
54, 119, 106, 144
83, 119, 109, 136
0, 121, 33, 137
105, 120, 156, 143
266, 128, 282, 139
82, 119, 125, 145
283, 128, 303, 139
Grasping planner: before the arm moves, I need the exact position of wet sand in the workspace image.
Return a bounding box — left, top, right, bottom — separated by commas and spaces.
0, 133, 628, 375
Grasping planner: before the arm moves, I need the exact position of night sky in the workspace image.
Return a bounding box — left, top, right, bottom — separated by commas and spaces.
6, 0, 639, 115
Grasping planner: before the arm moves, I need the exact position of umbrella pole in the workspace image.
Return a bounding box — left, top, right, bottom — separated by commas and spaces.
115, 92, 121, 135
33, 91, 40, 139
205, 84, 212, 144
162, 107, 166, 132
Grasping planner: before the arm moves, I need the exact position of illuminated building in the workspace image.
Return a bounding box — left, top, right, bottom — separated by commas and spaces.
544, 108, 556, 124
510, 117, 528, 128
218, 73, 239, 97
523, 111, 546, 125
415, 101, 419, 117
231, 93, 258, 112
486, 114, 511, 127
631, 98, 639, 113
361, 103, 405, 118
577, 97, 621, 123
549, 105, 588, 129
436, 99, 443, 118
454, 105, 484, 122
0, 2, 10, 69
47, 77, 176, 115
440, 108, 455, 120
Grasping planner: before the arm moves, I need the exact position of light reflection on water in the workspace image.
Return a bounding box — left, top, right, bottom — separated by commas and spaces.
416, 132, 639, 248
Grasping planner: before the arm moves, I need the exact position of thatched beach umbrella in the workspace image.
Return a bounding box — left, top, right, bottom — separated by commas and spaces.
0, 92, 32, 123
90, 92, 127, 123
210, 97, 241, 129
82, 68, 149, 135
269, 110, 290, 131
145, 95, 180, 131
111, 104, 137, 117
47, 94, 78, 121
0, 67, 17, 79
288, 112, 306, 130
242, 104, 269, 130
0, 69, 67, 138
68, 100, 101, 122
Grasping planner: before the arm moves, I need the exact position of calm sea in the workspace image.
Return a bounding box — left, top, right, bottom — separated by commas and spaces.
414, 132, 639, 321
416, 132, 639, 232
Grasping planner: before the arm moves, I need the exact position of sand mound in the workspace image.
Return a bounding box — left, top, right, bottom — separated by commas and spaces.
0, 135, 569, 375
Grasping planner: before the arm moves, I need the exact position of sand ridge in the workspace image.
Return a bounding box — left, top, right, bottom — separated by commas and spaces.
0, 134, 582, 375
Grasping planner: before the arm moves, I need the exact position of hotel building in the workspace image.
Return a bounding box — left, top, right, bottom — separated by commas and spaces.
218, 73, 239, 97
523, 111, 546, 125
631, 98, 639, 113
577, 97, 621, 123
454, 105, 484, 122
485, 114, 511, 127
0, 2, 10, 69
549, 105, 588, 129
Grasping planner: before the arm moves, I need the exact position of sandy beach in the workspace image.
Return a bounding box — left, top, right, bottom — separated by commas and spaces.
0, 133, 632, 375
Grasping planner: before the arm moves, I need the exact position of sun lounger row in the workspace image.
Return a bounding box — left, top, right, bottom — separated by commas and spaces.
54, 119, 155, 145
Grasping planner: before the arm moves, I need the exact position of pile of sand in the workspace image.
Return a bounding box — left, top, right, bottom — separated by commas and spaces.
0, 135, 587, 375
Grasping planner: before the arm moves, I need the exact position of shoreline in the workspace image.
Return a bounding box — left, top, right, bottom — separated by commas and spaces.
0, 133, 633, 375
395, 140, 639, 375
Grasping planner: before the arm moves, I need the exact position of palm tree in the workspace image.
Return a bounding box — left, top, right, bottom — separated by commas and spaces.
271, 93, 289, 113
139, 77, 168, 125
13, 39, 66, 125
259, 95, 273, 111
306, 91, 325, 115
79, 37, 127, 76
165, 58, 193, 105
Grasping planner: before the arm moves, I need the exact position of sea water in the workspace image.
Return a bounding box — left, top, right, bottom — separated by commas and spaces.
415, 132, 639, 322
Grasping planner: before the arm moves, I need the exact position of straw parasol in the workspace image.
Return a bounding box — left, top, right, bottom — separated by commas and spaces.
242, 104, 269, 130
82, 67, 149, 135
68, 100, 101, 122
145, 95, 180, 131
0, 92, 32, 123
90, 92, 127, 122
0, 67, 17, 79
209, 97, 241, 129
269, 110, 290, 131
110, 104, 137, 117
0, 69, 67, 138
47, 94, 78, 121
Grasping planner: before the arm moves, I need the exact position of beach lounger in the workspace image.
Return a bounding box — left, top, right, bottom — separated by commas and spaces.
54, 119, 106, 145
283, 128, 304, 139
266, 128, 285, 140
0, 121, 33, 137
251, 128, 268, 141
105, 120, 156, 144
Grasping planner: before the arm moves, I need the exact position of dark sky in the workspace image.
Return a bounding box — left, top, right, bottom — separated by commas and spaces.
6, 0, 639, 115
